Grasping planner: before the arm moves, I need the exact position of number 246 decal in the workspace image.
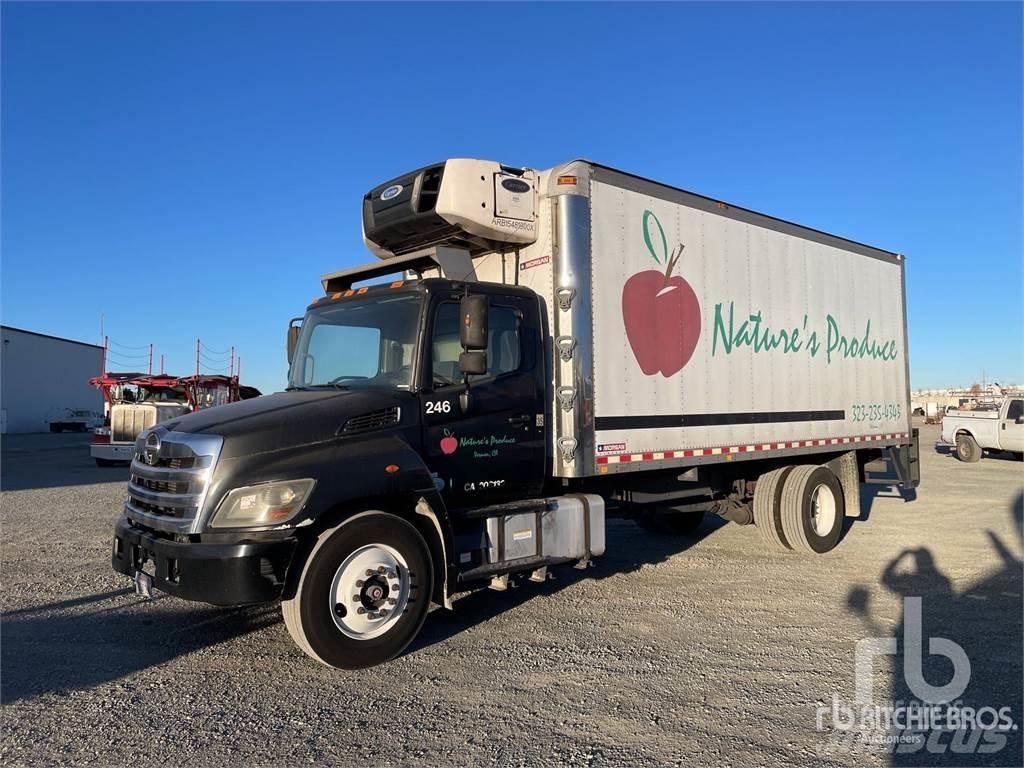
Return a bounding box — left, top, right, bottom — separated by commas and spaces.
425, 400, 452, 415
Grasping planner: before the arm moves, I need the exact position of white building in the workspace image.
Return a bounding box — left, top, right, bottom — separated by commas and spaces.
1, 326, 104, 433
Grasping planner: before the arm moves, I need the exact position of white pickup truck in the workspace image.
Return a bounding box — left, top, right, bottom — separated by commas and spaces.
941, 397, 1024, 462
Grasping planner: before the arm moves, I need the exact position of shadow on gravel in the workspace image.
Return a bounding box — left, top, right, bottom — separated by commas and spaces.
853, 483, 918, 526
1, 434, 130, 491
845, 493, 1023, 767
410, 515, 726, 656
933, 443, 1022, 463
1, 593, 279, 704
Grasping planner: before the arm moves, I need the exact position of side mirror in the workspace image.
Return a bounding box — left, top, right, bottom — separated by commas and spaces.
459, 295, 489, 351
459, 350, 487, 376
286, 319, 302, 364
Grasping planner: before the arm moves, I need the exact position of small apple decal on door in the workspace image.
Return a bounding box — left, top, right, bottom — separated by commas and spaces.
622, 210, 701, 377
439, 429, 458, 455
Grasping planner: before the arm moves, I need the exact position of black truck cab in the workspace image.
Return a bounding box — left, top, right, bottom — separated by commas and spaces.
112, 277, 560, 668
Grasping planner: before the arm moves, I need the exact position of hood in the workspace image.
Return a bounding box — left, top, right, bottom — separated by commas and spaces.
162, 388, 418, 458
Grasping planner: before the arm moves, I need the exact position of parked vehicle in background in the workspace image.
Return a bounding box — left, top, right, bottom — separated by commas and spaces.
90, 373, 260, 466
48, 408, 104, 433
110, 158, 919, 669
941, 396, 1024, 462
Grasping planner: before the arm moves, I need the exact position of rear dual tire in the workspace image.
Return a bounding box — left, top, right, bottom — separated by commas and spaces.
754, 465, 844, 554
282, 511, 433, 670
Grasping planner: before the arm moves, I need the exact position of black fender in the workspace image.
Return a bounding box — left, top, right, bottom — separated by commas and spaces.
208, 433, 456, 606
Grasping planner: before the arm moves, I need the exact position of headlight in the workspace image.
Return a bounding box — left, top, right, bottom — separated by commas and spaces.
209, 479, 316, 529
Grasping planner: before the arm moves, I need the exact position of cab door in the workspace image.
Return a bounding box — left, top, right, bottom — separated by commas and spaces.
1001, 398, 1024, 453
420, 293, 545, 510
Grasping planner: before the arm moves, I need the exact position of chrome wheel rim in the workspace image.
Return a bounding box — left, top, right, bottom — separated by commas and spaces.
329, 543, 410, 639
809, 483, 837, 537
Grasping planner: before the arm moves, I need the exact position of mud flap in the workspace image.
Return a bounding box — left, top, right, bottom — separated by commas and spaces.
889, 428, 921, 489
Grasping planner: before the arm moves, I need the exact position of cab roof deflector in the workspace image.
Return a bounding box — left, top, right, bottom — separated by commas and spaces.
321, 246, 476, 292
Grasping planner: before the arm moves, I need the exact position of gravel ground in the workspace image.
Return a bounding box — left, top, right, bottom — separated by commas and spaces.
2, 423, 1021, 767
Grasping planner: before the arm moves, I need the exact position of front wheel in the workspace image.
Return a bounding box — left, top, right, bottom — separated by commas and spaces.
282, 511, 433, 669
955, 434, 981, 463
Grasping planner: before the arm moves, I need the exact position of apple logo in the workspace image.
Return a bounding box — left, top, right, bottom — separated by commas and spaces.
440, 429, 458, 455
622, 210, 701, 377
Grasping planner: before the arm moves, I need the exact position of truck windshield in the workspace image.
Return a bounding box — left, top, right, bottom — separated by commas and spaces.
288, 292, 422, 390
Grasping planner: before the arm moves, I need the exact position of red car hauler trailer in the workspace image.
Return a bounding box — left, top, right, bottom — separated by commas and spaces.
110, 158, 919, 668
90, 373, 259, 465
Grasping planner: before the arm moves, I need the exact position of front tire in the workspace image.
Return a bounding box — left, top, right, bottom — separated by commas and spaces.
779, 465, 844, 554
282, 511, 433, 669
955, 434, 981, 463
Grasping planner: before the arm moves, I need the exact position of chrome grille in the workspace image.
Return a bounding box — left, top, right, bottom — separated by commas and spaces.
112, 404, 157, 442
124, 430, 223, 534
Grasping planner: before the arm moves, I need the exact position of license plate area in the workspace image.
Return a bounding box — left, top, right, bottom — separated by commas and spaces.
132, 544, 157, 597
134, 570, 153, 598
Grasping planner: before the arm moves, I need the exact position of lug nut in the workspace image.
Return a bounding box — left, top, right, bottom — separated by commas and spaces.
387, 598, 397, 606
355, 579, 364, 587
356, 607, 366, 615
378, 609, 388, 618
377, 566, 386, 574
365, 569, 374, 577
353, 594, 361, 602
367, 612, 377, 620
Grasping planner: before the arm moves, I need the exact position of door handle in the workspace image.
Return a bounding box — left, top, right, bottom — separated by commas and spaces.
508, 414, 531, 427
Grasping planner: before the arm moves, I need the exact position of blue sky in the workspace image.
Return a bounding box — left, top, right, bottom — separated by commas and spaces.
3, 2, 1021, 395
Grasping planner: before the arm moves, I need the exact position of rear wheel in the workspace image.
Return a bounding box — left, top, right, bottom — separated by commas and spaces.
282, 511, 433, 669
754, 466, 794, 551
955, 434, 981, 463
779, 465, 844, 554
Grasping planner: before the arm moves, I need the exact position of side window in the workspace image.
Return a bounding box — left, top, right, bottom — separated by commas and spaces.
1007, 399, 1023, 421
486, 306, 521, 376
430, 301, 522, 387
431, 303, 462, 386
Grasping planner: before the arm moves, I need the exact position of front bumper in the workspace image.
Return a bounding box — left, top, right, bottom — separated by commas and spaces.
91, 442, 135, 462
112, 515, 296, 606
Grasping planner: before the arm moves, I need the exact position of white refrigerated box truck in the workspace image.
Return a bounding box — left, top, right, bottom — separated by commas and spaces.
111, 158, 919, 668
